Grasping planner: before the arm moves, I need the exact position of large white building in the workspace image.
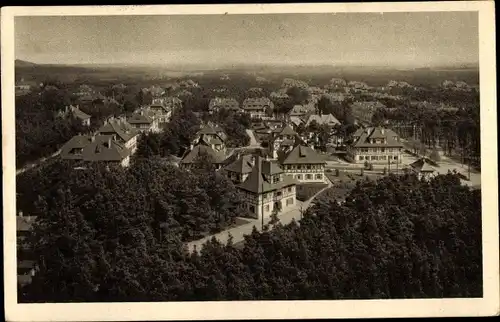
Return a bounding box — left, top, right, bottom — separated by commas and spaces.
278, 141, 327, 183
348, 126, 404, 164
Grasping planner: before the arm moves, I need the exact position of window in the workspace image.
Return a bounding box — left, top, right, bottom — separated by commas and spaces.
306, 165, 311, 170
381, 148, 385, 152
249, 205, 255, 213
381, 156, 387, 160
393, 155, 398, 160
265, 205, 270, 212
297, 174, 303, 180
287, 187, 292, 192
275, 191, 282, 197
371, 156, 378, 161
306, 174, 312, 180
315, 174, 323, 179
286, 198, 294, 205
359, 155, 364, 161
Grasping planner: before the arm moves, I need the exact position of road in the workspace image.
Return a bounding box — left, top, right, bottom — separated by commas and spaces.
245, 129, 260, 148
16, 149, 61, 176
186, 176, 333, 253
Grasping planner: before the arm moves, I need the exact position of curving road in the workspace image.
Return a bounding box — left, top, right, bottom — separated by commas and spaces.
186, 177, 333, 253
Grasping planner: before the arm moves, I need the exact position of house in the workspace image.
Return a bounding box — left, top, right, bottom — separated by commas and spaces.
303, 113, 341, 128
223, 153, 255, 184
15, 79, 39, 96
149, 97, 182, 123
409, 158, 437, 180
209, 97, 240, 113
192, 124, 227, 151
60, 105, 91, 126
269, 125, 299, 159
127, 110, 160, 133
97, 117, 139, 154
242, 97, 274, 119
179, 135, 227, 170
17, 214, 39, 287
60, 134, 132, 167
278, 139, 327, 183
237, 155, 298, 220
348, 126, 404, 164
288, 103, 316, 118
350, 101, 386, 125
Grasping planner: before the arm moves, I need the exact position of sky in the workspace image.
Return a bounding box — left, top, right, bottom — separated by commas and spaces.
15, 12, 479, 68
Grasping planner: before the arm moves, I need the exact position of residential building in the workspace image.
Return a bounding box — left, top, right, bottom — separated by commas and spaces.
209, 97, 240, 113
179, 135, 227, 170
60, 134, 132, 167
409, 158, 437, 180
288, 103, 316, 118
242, 97, 274, 119
97, 117, 139, 154
278, 140, 327, 183
223, 154, 255, 184
303, 113, 341, 128
237, 155, 298, 220
17, 214, 39, 288
15, 79, 39, 96
350, 101, 386, 125
149, 97, 182, 123
192, 124, 227, 152
348, 126, 404, 164
269, 125, 299, 159
59, 105, 91, 126
127, 110, 160, 133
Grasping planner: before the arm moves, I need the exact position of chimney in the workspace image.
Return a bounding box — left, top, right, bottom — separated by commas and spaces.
381, 128, 385, 135
107, 137, 112, 148
90, 135, 96, 142
18, 211, 23, 217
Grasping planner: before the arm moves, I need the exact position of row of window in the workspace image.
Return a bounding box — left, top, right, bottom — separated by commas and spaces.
284, 164, 324, 170
359, 155, 399, 161
358, 148, 402, 153
296, 174, 323, 180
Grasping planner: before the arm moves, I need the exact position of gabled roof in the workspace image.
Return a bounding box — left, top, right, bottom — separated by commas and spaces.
180, 139, 227, 164
280, 143, 326, 165
290, 116, 304, 127
289, 103, 315, 116
98, 118, 139, 142
242, 97, 273, 110
82, 135, 131, 162
304, 114, 340, 127
127, 112, 154, 124
69, 106, 91, 120
278, 125, 297, 136
238, 156, 297, 194
224, 154, 254, 174
352, 126, 404, 148
410, 158, 436, 173
60, 135, 95, 159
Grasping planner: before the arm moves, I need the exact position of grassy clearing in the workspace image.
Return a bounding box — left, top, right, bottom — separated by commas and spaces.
296, 183, 329, 202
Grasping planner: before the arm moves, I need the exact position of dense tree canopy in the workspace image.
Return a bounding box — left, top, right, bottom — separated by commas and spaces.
20, 172, 482, 302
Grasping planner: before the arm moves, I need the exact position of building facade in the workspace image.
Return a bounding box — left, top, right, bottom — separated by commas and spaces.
279, 142, 327, 183
237, 156, 298, 220
348, 126, 404, 164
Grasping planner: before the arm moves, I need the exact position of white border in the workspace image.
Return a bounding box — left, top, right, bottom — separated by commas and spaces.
2, 2, 498, 321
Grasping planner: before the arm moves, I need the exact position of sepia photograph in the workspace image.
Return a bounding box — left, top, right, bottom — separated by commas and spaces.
2, 2, 498, 321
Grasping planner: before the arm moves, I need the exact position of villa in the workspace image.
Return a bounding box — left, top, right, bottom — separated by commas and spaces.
278, 139, 327, 183
97, 117, 139, 154
348, 126, 404, 164
237, 155, 298, 220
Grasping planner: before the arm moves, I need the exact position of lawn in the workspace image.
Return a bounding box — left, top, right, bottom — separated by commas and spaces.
296, 183, 329, 202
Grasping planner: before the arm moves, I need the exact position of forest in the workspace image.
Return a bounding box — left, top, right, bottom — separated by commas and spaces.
371, 89, 480, 167
15, 82, 140, 168
20, 170, 482, 302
